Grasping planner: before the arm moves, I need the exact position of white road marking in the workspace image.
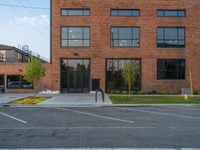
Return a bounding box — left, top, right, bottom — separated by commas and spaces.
1, 148, 200, 150
117, 107, 200, 120
161, 106, 200, 112
0, 112, 27, 124
0, 126, 154, 130
57, 108, 135, 124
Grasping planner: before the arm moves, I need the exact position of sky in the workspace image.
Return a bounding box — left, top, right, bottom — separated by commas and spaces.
0, 0, 50, 61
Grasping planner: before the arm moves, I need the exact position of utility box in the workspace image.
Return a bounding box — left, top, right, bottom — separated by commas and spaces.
92, 78, 100, 91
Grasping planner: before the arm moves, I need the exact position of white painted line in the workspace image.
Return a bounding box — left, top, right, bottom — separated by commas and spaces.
0, 126, 154, 130
162, 106, 200, 112
0, 112, 27, 124
1, 148, 200, 150
117, 107, 200, 120
57, 108, 135, 124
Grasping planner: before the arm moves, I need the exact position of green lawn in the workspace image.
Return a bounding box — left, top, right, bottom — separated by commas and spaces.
110, 96, 200, 104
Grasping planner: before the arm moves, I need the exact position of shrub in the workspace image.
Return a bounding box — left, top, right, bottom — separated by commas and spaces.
122, 90, 129, 94
194, 91, 200, 95
130, 91, 138, 94
138, 91, 145, 95
143, 90, 155, 94
156, 91, 178, 95
110, 90, 122, 94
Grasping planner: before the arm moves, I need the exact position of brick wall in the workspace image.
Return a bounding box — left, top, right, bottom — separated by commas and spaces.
0, 63, 52, 93
51, 0, 200, 93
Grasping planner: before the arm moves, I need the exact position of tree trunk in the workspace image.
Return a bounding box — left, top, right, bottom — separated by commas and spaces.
128, 84, 131, 95
34, 82, 37, 97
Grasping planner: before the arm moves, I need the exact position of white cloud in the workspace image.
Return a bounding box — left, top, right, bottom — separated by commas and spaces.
15, 15, 49, 27
9, 21, 13, 26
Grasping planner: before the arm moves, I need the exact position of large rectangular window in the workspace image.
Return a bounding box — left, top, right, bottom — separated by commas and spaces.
111, 9, 140, 16
157, 27, 185, 48
0, 75, 4, 93
111, 27, 140, 47
0, 50, 5, 62
106, 59, 141, 93
61, 9, 90, 16
157, 10, 186, 17
61, 27, 90, 47
7, 75, 33, 89
157, 59, 185, 80
61, 59, 90, 93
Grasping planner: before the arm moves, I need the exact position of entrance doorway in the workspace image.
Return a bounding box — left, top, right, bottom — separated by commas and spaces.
67, 71, 84, 93
61, 59, 90, 93
0, 75, 5, 93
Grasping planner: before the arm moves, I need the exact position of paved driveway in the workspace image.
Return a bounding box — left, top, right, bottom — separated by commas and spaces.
0, 105, 200, 148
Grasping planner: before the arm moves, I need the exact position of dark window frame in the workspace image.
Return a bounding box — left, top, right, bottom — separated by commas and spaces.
60, 26, 91, 48
110, 26, 140, 48
105, 58, 141, 93
157, 59, 186, 80
60, 58, 91, 93
110, 9, 140, 17
157, 27, 186, 48
157, 9, 186, 17
0, 53, 5, 62
61, 8, 90, 16
7, 75, 33, 89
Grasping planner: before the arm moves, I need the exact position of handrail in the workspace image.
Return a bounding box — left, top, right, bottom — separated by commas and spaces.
95, 89, 105, 103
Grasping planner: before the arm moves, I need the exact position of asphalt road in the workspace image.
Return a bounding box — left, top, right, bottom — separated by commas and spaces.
0, 105, 200, 149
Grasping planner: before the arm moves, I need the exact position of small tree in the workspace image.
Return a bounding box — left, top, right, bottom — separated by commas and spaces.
122, 60, 138, 94
23, 56, 45, 96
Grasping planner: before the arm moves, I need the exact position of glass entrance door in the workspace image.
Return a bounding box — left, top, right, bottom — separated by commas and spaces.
0, 75, 5, 93
61, 59, 90, 93
67, 71, 84, 93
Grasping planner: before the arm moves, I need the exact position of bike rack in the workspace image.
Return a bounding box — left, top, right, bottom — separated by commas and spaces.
95, 89, 105, 103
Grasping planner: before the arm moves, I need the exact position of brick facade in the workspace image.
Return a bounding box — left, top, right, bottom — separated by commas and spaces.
50, 0, 200, 93
0, 63, 52, 93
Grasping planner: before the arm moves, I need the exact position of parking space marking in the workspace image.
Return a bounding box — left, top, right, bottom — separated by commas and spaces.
56, 108, 135, 124
116, 107, 200, 120
1, 148, 200, 150
160, 106, 200, 112
0, 112, 27, 124
0, 126, 154, 130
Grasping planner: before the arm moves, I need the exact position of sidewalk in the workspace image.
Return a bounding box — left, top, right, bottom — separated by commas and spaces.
0, 93, 112, 106
39, 93, 112, 105
0, 93, 33, 104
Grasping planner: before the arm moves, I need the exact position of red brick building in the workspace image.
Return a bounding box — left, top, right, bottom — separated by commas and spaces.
50, 0, 200, 93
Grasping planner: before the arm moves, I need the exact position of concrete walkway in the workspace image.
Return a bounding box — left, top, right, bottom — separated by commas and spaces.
0, 93, 112, 105
0, 93, 33, 104
39, 93, 112, 105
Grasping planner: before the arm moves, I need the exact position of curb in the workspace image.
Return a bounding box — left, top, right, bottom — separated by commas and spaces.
1, 103, 200, 108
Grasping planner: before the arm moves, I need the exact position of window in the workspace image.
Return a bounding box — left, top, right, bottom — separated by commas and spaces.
0, 75, 5, 93
111, 27, 140, 47
61, 59, 90, 93
157, 59, 185, 80
7, 75, 33, 89
61, 9, 90, 16
157, 10, 186, 17
16, 52, 23, 62
61, 27, 90, 47
0, 53, 5, 62
111, 9, 140, 16
0, 50, 5, 62
106, 59, 141, 93
157, 27, 185, 48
